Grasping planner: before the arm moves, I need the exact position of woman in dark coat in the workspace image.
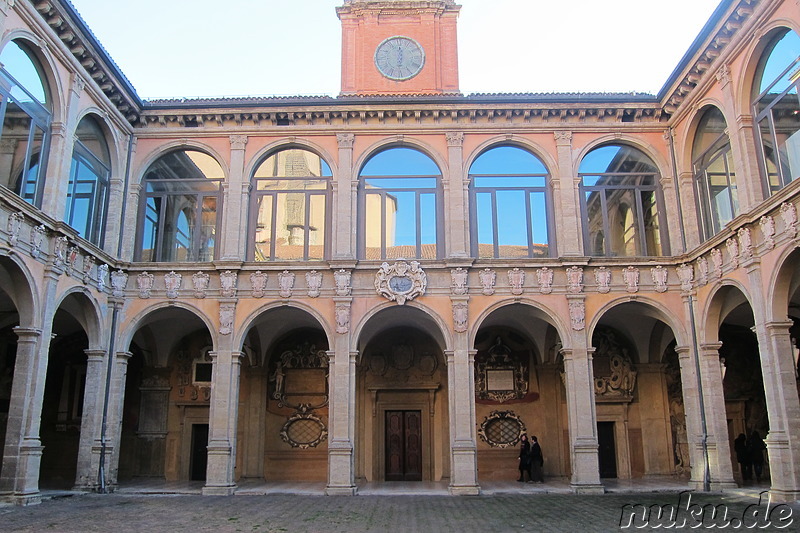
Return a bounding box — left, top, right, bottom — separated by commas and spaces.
748, 431, 767, 483
734, 433, 751, 482
530, 435, 544, 482
518, 434, 531, 482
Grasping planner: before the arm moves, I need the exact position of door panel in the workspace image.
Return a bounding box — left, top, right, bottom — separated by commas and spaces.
597, 421, 617, 478
385, 410, 422, 481
190, 423, 209, 481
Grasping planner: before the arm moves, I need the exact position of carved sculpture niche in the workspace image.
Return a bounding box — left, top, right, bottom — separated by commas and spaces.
474, 335, 534, 404
592, 326, 637, 402
175, 347, 212, 403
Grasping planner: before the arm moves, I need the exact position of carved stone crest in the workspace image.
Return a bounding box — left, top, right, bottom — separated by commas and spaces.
651, 266, 668, 293
279, 270, 295, 298
780, 202, 798, 237
6, 211, 23, 246
676, 263, 693, 292
30, 224, 45, 258
710, 248, 723, 278
537, 267, 553, 294
335, 303, 350, 334
452, 301, 468, 333
508, 268, 524, 295
219, 303, 235, 335
595, 267, 611, 294
306, 270, 322, 298
137, 271, 154, 299
450, 267, 468, 295
697, 256, 709, 285
737, 227, 752, 259
593, 327, 638, 401
192, 271, 209, 298
97, 264, 108, 292
725, 237, 739, 269
164, 271, 181, 299
219, 270, 237, 298
250, 271, 267, 298
475, 337, 529, 403
479, 268, 496, 296
566, 266, 583, 293
66, 246, 79, 275
623, 266, 639, 293
111, 270, 128, 297
760, 215, 775, 250
375, 260, 427, 305
82, 255, 95, 284
54, 236, 68, 267
334, 269, 351, 296
569, 300, 585, 331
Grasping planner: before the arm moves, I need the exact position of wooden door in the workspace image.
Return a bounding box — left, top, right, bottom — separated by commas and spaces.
597, 421, 617, 478
190, 423, 209, 481
385, 410, 422, 481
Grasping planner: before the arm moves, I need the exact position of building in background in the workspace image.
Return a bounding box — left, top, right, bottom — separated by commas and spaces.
0, 0, 798, 505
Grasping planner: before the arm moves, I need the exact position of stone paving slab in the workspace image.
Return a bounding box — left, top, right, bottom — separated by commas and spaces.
1, 492, 798, 532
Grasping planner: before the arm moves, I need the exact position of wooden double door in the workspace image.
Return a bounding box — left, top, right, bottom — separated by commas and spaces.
385, 410, 422, 481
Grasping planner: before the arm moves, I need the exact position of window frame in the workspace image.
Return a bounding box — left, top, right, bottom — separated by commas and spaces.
692, 126, 737, 240
65, 127, 111, 246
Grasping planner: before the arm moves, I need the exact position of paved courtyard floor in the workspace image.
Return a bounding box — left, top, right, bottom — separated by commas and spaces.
1, 488, 798, 532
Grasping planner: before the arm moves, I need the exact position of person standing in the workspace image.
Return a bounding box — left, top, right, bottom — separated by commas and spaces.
530, 435, 544, 483
734, 433, 751, 482
518, 434, 531, 482
748, 431, 767, 483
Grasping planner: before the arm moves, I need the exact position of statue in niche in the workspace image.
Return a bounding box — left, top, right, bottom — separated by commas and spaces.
269, 340, 329, 411
664, 346, 689, 475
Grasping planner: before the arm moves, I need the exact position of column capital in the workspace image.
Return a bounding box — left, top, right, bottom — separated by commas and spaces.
83, 349, 107, 361
765, 320, 794, 332
336, 133, 355, 149
445, 131, 464, 147
699, 342, 723, 354
554, 131, 573, 146
229, 135, 248, 150
12, 326, 41, 341
115, 351, 133, 362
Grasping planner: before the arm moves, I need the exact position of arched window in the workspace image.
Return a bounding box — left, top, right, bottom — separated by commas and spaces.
753, 29, 800, 194
136, 149, 223, 262
359, 147, 441, 260
692, 107, 738, 239
0, 40, 52, 206
579, 144, 666, 257
250, 148, 331, 261
469, 146, 551, 258
65, 116, 110, 246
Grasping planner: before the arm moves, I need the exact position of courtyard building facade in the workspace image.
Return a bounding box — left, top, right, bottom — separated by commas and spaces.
0, 0, 798, 505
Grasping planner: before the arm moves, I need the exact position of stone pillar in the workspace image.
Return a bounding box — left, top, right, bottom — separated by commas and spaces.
202, 346, 243, 496
74, 349, 108, 490
636, 363, 673, 474
222, 135, 248, 260
697, 342, 736, 489
563, 295, 603, 492
554, 132, 583, 255
675, 345, 707, 490
334, 134, 355, 259
445, 337, 479, 494
106, 351, 132, 490
678, 171, 702, 250
445, 132, 468, 258
326, 296, 357, 495
755, 321, 800, 501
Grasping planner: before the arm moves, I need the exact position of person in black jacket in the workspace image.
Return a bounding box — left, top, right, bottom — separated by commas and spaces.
734, 433, 751, 482
748, 431, 767, 483
518, 434, 531, 482
530, 435, 544, 483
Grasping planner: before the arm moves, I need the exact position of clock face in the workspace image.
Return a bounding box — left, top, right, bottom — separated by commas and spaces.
374, 36, 425, 81
388, 275, 413, 293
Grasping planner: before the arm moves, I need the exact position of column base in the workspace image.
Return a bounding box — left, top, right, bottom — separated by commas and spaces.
570, 483, 605, 494
4, 492, 42, 506
448, 484, 481, 496
709, 480, 737, 491
325, 485, 358, 496
767, 488, 800, 503
202, 484, 237, 496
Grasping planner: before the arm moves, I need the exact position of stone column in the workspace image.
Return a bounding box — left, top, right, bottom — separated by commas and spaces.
563, 295, 602, 492
222, 135, 248, 260
202, 341, 243, 496
107, 351, 132, 490
334, 134, 355, 259
697, 342, 736, 489
445, 132, 468, 258
74, 349, 108, 490
0, 327, 42, 504
675, 345, 707, 490
554, 132, 583, 255
326, 296, 357, 495
678, 171, 702, 250
756, 321, 800, 501
445, 330, 479, 494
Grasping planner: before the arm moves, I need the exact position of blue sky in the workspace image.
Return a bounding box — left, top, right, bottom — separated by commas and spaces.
68, 0, 722, 99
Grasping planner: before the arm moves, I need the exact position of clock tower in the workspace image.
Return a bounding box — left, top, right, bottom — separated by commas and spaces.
337, 0, 461, 96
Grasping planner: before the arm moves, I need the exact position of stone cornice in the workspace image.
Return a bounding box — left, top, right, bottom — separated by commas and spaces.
336, 0, 459, 19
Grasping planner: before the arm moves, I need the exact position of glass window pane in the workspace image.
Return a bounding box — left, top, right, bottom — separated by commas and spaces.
0, 41, 48, 107
386, 191, 417, 259
364, 192, 383, 260
75, 116, 110, 166
419, 193, 436, 259
253, 195, 273, 261
364, 177, 436, 189
470, 146, 547, 174
473, 175, 546, 188
361, 147, 440, 176
308, 194, 326, 260
530, 191, 548, 256
141, 197, 160, 262
199, 197, 216, 261
760, 117, 782, 193
475, 192, 494, 259
496, 190, 527, 258
755, 30, 800, 96
163, 195, 196, 262
579, 145, 658, 174
606, 189, 638, 257
772, 92, 800, 184
641, 191, 662, 256
585, 190, 605, 255
254, 148, 332, 178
